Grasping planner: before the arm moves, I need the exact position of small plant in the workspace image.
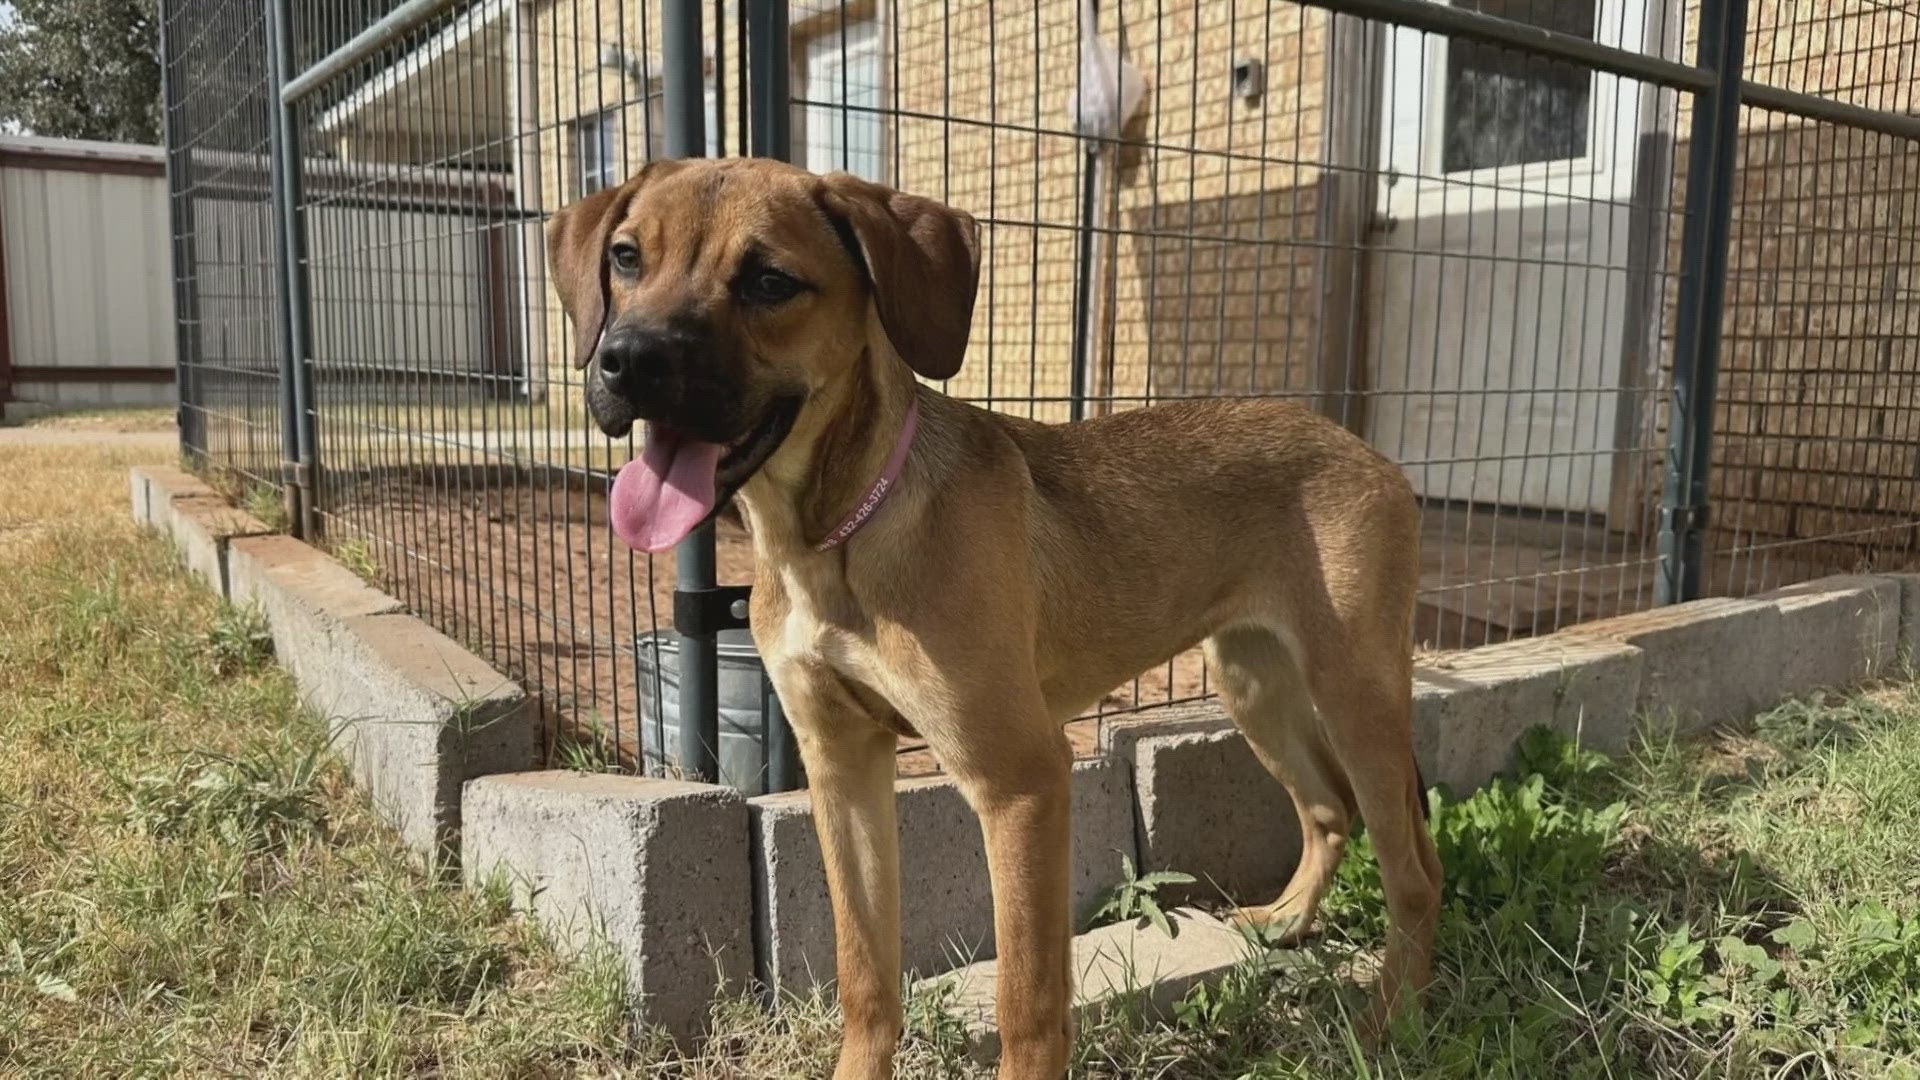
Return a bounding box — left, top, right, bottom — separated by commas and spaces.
206, 604, 273, 675
1084, 853, 1196, 937
902, 977, 971, 1059
332, 537, 384, 587
243, 483, 290, 532
556, 734, 621, 773
1328, 726, 1629, 940
1638, 926, 1728, 1026
1170, 968, 1267, 1033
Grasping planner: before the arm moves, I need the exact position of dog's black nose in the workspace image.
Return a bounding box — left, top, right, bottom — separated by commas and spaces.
596, 328, 691, 401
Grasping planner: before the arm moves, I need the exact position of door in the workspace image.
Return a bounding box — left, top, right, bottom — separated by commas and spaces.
1364, 0, 1652, 516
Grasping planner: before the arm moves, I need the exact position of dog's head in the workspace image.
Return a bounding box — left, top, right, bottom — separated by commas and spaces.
545, 157, 979, 552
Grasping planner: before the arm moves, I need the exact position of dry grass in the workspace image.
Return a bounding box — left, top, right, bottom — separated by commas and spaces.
0, 434, 637, 1075
6, 406, 177, 432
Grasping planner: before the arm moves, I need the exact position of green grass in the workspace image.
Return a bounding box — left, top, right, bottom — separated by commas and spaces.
1066, 691, 1920, 1079
3, 436, 1918, 1076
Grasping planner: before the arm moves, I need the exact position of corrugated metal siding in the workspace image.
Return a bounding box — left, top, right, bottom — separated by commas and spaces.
1, 162, 176, 375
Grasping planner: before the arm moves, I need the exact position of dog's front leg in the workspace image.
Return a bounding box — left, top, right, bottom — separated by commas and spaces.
774, 665, 905, 1079
929, 702, 1075, 1079
811, 727, 904, 1079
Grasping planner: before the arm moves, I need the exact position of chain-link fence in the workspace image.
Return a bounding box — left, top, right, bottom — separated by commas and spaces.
160, 0, 1920, 793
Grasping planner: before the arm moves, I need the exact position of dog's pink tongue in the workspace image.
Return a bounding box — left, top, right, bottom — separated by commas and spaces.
609, 428, 724, 553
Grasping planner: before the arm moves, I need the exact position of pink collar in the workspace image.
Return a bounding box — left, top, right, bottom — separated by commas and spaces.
814, 398, 920, 552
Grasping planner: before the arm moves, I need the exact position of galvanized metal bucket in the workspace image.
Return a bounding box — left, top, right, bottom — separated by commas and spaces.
636, 628, 778, 795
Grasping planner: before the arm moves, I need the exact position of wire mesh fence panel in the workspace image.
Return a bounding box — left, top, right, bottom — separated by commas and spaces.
161, 0, 1918, 786
162, 0, 286, 498
816, 0, 1697, 742
1702, 0, 1920, 593
280, 0, 684, 779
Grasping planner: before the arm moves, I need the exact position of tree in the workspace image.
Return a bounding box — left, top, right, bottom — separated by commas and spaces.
0, 0, 161, 144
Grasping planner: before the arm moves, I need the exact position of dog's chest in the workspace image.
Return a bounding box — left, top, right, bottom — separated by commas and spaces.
770, 566, 884, 683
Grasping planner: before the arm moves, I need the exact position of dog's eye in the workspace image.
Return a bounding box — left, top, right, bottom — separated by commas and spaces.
609, 243, 642, 275
740, 268, 803, 305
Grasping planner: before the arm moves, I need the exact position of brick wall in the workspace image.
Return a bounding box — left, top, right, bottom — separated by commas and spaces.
528, 0, 1335, 423
1655, 0, 1920, 577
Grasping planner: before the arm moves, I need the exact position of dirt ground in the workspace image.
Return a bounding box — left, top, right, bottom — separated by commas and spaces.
327, 477, 1211, 778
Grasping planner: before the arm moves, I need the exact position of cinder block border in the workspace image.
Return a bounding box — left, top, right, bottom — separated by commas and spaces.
129, 466, 536, 861
129, 466, 1920, 1049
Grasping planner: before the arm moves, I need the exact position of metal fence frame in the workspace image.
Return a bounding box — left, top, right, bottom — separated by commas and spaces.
160, 0, 1920, 794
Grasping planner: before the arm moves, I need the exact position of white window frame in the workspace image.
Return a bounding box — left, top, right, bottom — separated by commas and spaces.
1380, 0, 1653, 215
574, 108, 621, 196
797, 17, 886, 182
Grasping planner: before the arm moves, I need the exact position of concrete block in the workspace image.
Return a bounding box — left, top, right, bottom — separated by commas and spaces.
1096, 700, 1237, 760
922, 906, 1264, 1062
463, 773, 751, 1042
287, 607, 534, 858
161, 494, 274, 599
129, 469, 530, 858
1125, 703, 1299, 905
227, 534, 404, 630
1888, 573, 1920, 670
1759, 575, 1903, 694
1567, 597, 1787, 734
129, 468, 149, 525
749, 758, 1134, 992
130, 465, 217, 515
1413, 634, 1644, 793
129, 464, 218, 533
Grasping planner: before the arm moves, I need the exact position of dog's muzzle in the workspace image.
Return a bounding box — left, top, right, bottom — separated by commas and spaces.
587, 324, 738, 441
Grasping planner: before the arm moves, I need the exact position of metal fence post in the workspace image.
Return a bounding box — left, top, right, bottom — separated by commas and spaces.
265, 0, 320, 540
1068, 149, 1097, 423
1657, 0, 1749, 604
663, 0, 724, 785
156, 0, 205, 463
747, 0, 804, 793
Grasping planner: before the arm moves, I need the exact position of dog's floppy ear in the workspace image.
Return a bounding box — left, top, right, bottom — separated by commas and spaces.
815, 173, 981, 381
545, 161, 688, 370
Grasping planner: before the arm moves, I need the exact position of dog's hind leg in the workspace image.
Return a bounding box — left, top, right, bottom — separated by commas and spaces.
1206, 623, 1357, 945
1300, 617, 1442, 1032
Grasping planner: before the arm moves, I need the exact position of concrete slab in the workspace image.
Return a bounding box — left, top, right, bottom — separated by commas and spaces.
748, 758, 1135, 992
1566, 597, 1787, 735
1759, 575, 1904, 695
922, 906, 1262, 1062
1126, 708, 1299, 905
463, 772, 751, 1042
1413, 634, 1644, 793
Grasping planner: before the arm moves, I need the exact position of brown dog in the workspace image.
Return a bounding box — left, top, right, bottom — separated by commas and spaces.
546, 157, 1441, 1078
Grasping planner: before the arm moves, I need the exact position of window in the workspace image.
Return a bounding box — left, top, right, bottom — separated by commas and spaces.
1440, 0, 1595, 173
575, 108, 621, 196
636, 78, 722, 160
575, 71, 724, 197
798, 19, 884, 181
